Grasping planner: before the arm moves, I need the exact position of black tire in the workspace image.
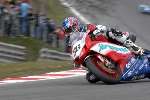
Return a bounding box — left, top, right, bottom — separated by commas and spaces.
85, 56, 122, 84
146, 74, 150, 79
86, 72, 100, 83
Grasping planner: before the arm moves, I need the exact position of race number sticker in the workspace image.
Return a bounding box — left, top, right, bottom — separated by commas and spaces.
73, 44, 80, 57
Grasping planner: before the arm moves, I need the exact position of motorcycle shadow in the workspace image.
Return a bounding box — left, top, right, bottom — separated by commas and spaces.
141, 12, 150, 15
93, 79, 150, 85
120, 79, 150, 84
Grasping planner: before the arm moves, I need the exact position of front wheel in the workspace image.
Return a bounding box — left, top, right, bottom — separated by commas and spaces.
146, 74, 150, 79
86, 71, 100, 83
85, 55, 122, 84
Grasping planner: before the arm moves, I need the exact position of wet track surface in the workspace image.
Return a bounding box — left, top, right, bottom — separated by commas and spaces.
0, 0, 150, 100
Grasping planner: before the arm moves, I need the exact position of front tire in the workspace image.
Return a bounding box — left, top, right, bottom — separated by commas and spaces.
86, 72, 100, 83
146, 74, 150, 79
85, 55, 122, 84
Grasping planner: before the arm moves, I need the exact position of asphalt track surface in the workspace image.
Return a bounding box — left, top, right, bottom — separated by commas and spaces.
0, 0, 150, 100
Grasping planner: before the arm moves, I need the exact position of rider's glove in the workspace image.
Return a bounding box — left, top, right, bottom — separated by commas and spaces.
124, 40, 144, 55
132, 44, 144, 55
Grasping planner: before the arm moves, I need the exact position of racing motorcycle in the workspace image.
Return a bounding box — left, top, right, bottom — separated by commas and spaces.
71, 30, 150, 84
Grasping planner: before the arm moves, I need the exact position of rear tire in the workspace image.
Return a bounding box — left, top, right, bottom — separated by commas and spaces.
85, 55, 122, 84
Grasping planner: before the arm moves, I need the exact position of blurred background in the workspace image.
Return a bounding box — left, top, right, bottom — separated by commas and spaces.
0, 0, 70, 52
0, 0, 73, 62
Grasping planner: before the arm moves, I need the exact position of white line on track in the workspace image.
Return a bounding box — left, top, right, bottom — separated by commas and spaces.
59, 0, 90, 24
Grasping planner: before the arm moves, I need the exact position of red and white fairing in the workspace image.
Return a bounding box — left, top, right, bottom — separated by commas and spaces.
71, 30, 132, 72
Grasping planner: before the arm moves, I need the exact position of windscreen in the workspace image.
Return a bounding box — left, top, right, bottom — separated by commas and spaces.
69, 32, 86, 46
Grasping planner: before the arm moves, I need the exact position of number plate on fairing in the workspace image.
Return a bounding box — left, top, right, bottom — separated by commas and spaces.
72, 40, 85, 59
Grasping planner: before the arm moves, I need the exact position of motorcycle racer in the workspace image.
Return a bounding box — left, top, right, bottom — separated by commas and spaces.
62, 16, 146, 83
62, 17, 143, 55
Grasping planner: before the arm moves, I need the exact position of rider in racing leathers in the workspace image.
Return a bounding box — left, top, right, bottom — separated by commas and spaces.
62, 16, 144, 83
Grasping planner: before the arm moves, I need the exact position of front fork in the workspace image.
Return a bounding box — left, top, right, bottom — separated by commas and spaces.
96, 54, 115, 69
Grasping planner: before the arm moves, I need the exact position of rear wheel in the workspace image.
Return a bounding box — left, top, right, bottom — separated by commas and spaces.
85, 55, 122, 84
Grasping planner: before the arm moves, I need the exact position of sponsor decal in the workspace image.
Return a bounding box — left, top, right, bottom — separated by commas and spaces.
131, 74, 145, 80
99, 43, 129, 53
126, 57, 136, 69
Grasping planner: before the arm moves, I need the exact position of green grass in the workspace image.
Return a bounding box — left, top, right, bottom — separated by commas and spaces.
0, 59, 73, 79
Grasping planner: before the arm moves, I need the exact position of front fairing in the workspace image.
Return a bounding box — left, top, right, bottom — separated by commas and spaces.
90, 42, 132, 71
71, 32, 86, 60
121, 55, 149, 81
121, 50, 150, 81
72, 39, 85, 59
90, 42, 131, 59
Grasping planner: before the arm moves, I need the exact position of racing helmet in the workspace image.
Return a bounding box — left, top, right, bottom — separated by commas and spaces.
62, 17, 81, 34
